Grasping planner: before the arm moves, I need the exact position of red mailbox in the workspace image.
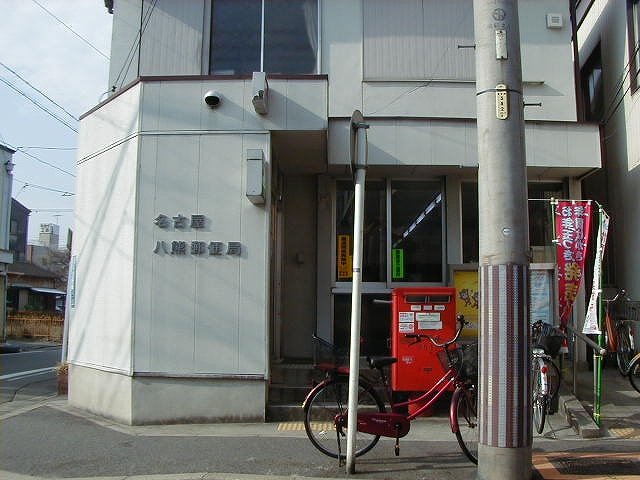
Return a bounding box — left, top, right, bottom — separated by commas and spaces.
391, 287, 457, 392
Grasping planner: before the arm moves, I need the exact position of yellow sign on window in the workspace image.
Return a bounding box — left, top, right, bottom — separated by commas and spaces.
337, 235, 352, 279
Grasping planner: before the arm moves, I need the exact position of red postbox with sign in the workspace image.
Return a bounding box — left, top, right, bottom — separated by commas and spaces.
391, 287, 457, 392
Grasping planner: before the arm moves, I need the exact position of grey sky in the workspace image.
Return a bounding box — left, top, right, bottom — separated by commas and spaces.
0, 0, 112, 248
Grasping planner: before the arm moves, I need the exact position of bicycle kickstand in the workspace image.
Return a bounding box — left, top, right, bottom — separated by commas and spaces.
395, 423, 401, 456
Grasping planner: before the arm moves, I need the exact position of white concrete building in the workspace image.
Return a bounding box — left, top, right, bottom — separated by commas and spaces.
577, 0, 640, 299
69, 0, 602, 424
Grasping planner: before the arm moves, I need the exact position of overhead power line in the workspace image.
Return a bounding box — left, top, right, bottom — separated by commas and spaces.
16, 148, 75, 177
13, 178, 75, 196
31, 0, 110, 60
0, 77, 78, 133
1, 61, 79, 121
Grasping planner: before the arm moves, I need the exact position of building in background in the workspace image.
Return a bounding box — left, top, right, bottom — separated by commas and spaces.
1, 143, 16, 341
6, 201, 66, 313
577, 0, 640, 298
68, 0, 603, 424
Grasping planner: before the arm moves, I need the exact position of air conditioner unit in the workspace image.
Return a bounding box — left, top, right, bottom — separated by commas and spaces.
251, 72, 269, 115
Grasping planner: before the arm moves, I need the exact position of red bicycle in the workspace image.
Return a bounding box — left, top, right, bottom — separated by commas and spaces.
302, 315, 478, 464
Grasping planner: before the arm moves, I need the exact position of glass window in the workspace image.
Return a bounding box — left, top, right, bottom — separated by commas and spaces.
333, 294, 391, 355
210, 0, 318, 75
211, 0, 261, 75
461, 182, 565, 263
264, 0, 318, 74
629, 0, 640, 93
580, 47, 604, 121
390, 181, 443, 282
335, 180, 386, 283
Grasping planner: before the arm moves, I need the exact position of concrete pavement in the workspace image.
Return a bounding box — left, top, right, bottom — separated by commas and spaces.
1, 358, 639, 479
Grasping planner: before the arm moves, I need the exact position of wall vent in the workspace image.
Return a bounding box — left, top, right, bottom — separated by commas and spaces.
546, 13, 563, 29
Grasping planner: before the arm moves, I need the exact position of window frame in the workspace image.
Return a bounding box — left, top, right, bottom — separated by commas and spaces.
208, 0, 321, 76
332, 177, 447, 293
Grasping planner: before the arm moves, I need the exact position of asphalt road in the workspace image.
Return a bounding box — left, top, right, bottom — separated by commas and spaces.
0, 344, 61, 403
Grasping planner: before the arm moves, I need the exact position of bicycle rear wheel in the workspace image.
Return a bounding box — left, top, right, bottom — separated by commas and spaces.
454, 385, 478, 465
546, 359, 561, 414
629, 358, 640, 394
303, 376, 385, 459
532, 362, 548, 434
616, 325, 633, 376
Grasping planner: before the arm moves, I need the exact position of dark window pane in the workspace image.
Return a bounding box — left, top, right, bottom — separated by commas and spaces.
461, 182, 565, 264
264, 0, 318, 74
333, 294, 391, 356
461, 182, 479, 263
336, 181, 386, 282
391, 181, 443, 282
211, 0, 261, 74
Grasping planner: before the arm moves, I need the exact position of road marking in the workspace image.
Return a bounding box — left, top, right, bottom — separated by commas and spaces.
277, 422, 334, 431
0, 367, 56, 381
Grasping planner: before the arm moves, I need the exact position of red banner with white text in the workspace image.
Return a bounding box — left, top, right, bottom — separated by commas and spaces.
555, 201, 593, 325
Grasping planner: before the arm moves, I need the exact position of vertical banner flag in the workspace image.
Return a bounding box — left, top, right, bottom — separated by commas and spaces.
583, 210, 610, 334
555, 201, 592, 325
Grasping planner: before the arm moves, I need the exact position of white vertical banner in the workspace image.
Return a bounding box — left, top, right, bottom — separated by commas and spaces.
583, 211, 610, 334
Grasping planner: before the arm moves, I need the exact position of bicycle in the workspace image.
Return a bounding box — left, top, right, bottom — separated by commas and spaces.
531, 321, 563, 434
603, 289, 636, 375
302, 315, 478, 464
624, 350, 640, 394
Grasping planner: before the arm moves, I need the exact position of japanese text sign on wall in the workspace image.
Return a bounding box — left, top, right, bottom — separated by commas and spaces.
152, 213, 242, 257
554, 200, 592, 325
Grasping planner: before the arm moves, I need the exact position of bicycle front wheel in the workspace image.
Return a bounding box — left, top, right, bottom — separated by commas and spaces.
454, 385, 478, 465
629, 358, 640, 394
532, 363, 548, 434
303, 376, 385, 459
616, 325, 633, 376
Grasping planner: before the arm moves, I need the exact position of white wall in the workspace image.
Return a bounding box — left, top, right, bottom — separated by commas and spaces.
327, 118, 601, 173
578, 0, 640, 298
323, 0, 577, 121
70, 135, 138, 373
133, 132, 271, 376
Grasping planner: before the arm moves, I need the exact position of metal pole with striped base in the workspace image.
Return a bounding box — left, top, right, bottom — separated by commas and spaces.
474, 0, 532, 477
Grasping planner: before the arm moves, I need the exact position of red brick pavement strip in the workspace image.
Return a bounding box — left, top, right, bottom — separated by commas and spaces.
533, 452, 640, 479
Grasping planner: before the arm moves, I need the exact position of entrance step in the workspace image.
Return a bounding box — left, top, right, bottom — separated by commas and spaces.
267, 362, 316, 421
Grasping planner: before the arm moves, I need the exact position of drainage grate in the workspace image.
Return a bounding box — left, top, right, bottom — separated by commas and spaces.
609, 427, 640, 439
550, 455, 640, 476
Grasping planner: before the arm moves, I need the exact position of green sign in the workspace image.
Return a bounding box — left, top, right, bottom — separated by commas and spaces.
392, 249, 404, 279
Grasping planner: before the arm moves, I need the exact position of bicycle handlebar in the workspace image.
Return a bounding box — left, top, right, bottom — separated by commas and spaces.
405, 314, 466, 347
603, 288, 628, 303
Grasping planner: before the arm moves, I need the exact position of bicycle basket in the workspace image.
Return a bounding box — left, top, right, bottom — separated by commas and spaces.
437, 348, 461, 371
617, 301, 640, 322
533, 326, 564, 358
312, 335, 348, 370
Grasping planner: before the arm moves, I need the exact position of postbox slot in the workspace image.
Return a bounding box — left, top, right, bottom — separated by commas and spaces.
404, 294, 452, 304
427, 295, 451, 303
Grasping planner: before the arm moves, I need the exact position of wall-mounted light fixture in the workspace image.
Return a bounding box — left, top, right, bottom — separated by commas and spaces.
251, 72, 269, 115
4, 159, 15, 174
246, 149, 265, 205
203, 90, 222, 108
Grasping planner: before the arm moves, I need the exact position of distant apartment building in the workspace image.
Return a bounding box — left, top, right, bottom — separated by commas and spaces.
69, 0, 602, 424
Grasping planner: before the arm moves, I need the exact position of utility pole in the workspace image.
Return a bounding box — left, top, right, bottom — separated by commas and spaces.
473, 1, 531, 479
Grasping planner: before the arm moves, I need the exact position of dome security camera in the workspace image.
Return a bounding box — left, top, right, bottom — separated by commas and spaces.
204, 90, 222, 108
